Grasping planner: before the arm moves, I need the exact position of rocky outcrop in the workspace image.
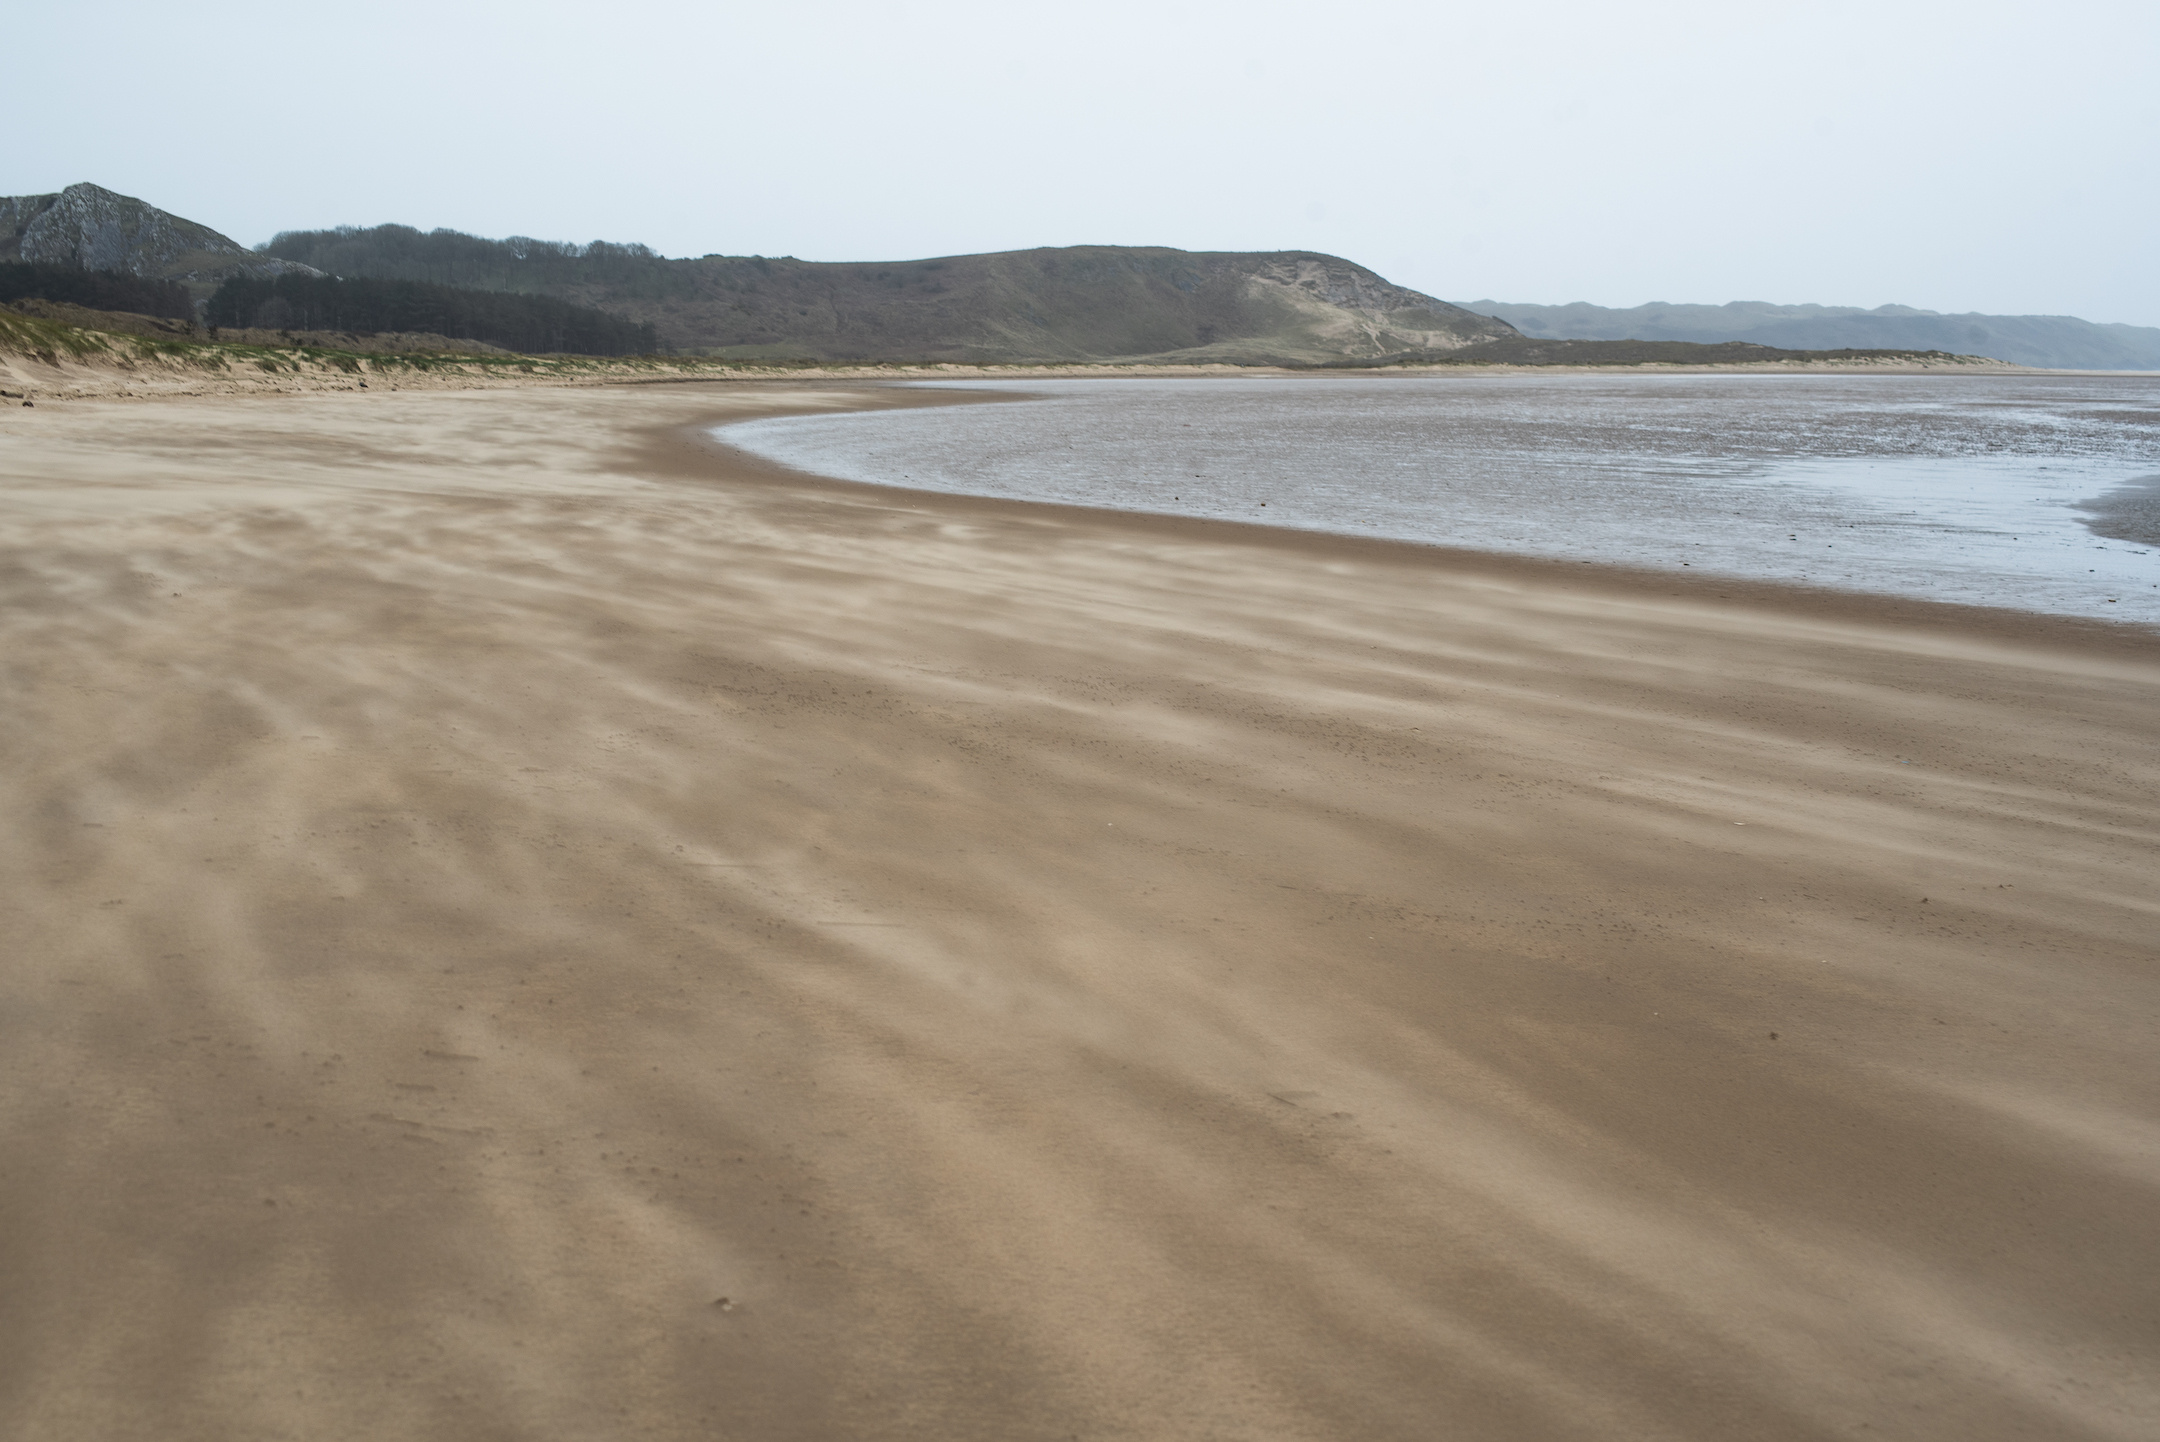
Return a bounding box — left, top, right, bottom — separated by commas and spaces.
0, 184, 319, 291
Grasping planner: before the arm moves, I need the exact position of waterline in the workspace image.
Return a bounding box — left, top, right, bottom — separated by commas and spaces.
718, 374, 2160, 623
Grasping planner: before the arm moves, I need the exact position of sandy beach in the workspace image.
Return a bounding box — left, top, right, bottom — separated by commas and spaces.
1, 381, 2155, 1441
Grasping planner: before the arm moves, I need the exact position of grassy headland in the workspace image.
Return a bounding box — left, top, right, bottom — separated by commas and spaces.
260, 229, 1521, 364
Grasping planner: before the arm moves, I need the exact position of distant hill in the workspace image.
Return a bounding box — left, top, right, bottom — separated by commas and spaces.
264, 225, 1518, 364
0, 183, 317, 298
1328, 338, 1990, 369
1471, 299, 2160, 371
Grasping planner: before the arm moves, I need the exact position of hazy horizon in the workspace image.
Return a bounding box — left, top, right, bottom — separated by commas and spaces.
10, 0, 2157, 327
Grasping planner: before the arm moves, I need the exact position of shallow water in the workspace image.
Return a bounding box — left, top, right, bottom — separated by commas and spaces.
719, 374, 2160, 624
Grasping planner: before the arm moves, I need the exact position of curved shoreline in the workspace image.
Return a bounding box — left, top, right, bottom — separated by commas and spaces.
669, 381, 2160, 659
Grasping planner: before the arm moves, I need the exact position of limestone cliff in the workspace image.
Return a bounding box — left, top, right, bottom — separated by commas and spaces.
0, 184, 318, 293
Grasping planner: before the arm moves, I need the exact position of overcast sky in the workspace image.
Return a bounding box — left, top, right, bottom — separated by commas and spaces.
12, 1, 2157, 325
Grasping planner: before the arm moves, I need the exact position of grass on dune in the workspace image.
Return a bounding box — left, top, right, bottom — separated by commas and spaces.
0, 311, 713, 379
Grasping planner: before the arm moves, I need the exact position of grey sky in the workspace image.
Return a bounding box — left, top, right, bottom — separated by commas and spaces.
12, 1, 2157, 325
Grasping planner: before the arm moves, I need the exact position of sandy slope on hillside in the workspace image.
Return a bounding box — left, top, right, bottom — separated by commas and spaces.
0, 384, 2154, 1442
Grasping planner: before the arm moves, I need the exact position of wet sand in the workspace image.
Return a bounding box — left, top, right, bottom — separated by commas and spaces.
2081, 473, 2160, 547
1, 382, 2155, 1441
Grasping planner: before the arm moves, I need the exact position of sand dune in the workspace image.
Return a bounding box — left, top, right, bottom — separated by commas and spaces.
0, 383, 2154, 1441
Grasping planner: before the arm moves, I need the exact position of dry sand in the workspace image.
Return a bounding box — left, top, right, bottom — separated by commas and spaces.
0, 382, 2154, 1442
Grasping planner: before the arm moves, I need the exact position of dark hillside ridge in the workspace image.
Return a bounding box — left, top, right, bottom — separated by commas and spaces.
0, 184, 317, 297
265, 225, 1518, 364
0, 262, 196, 321
1474, 299, 2160, 371
208, 273, 656, 356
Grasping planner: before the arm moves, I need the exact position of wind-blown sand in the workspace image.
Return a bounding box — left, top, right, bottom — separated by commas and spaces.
1, 383, 2154, 1442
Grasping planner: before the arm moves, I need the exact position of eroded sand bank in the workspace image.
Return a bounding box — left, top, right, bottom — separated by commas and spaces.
1, 384, 2154, 1441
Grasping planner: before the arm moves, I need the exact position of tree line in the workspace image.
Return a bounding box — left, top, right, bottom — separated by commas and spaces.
206, 273, 657, 355
0, 262, 197, 319
261, 224, 698, 300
